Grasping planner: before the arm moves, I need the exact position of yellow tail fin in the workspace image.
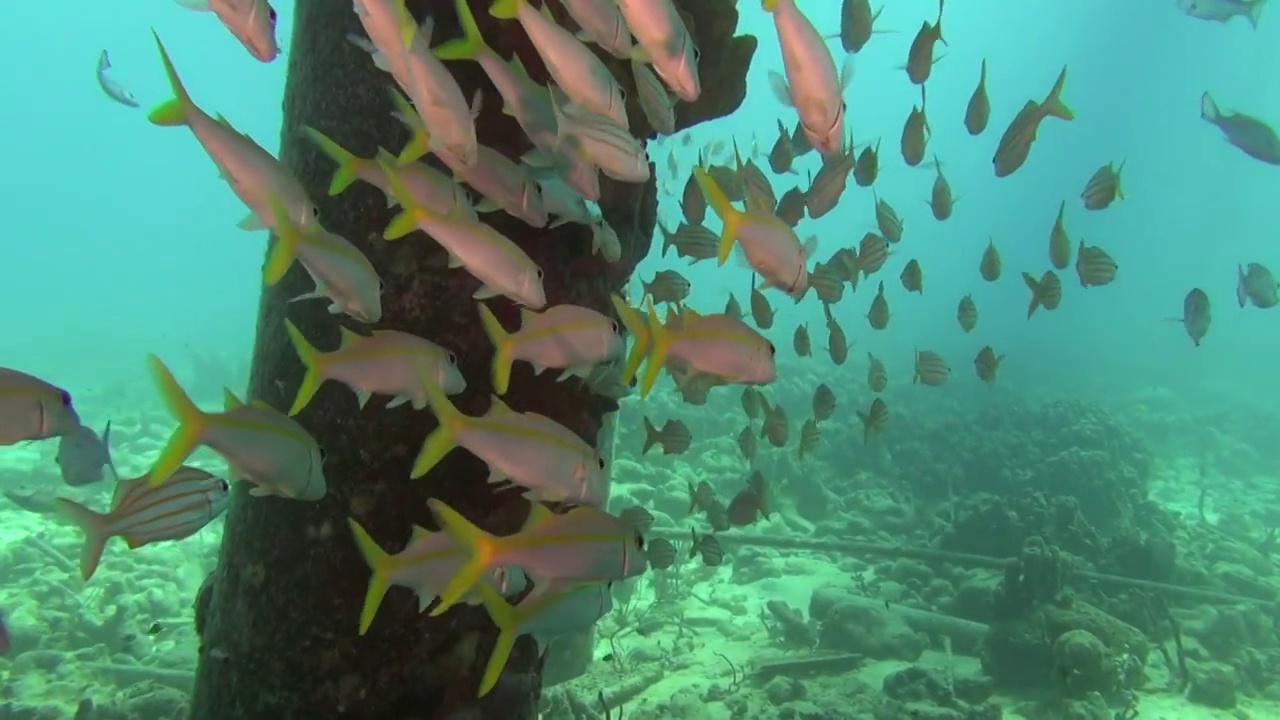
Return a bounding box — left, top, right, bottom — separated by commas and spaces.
284, 320, 326, 416
147, 31, 193, 127
638, 301, 671, 398
691, 167, 743, 265
475, 582, 521, 697
426, 499, 497, 615
610, 295, 651, 385
347, 518, 394, 635
146, 355, 207, 486
411, 367, 465, 479
435, 0, 492, 60
303, 126, 364, 195
489, 0, 521, 20
477, 303, 516, 395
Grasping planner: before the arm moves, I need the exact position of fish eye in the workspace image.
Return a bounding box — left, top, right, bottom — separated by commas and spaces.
58, 391, 73, 407
310, 206, 320, 218
318, 446, 328, 461
535, 268, 544, 279
218, 478, 230, 492
446, 350, 458, 365
610, 320, 619, 334
767, 342, 776, 356
618, 87, 627, 102
693, 46, 702, 62
634, 532, 645, 550
268, 5, 278, 22
597, 456, 606, 470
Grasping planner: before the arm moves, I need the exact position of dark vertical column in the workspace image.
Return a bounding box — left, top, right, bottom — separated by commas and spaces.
188, 2, 754, 718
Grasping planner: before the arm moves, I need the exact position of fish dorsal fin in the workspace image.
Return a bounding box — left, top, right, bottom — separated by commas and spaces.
223, 388, 245, 410
523, 503, 554, 530
338, 326, 362, 349
488, 396, 515, 415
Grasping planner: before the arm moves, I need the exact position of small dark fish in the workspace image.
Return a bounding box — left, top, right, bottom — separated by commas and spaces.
979, 237, 1002, 281
827, 0, 884, 53
659, 221, 719, 263
965, 59, 990, 135
866, 353, 888, 392
856, 398, 889, 442
707, 164, 745, 202
1237, 262, 1279, 308
808, 261, 846, 304
760, 399, 789, 448
146, 621, 164, 636
797, 417, 820, 459
867, 281, 890, 330
642, 417, 692, 455
643, 270, 692, 305
618, 506, 655, 533
1081, 161, 1125, 210
853, 141, 880, 187
904, 0, 946, 85
790, 119, 813, 157
727, 471, 769, 526
681, 167, 707, 224
724, 292, 744, 320
56, 421, 118, 487
928, 155, 953, 220
646, 538, 677, 570
741, 386, 763, 419
812, 384, 836, 421
992, 67, 1073, 177
736, 424, 756, 461
1049, 200, 1072, 269
1201, 92, 1280, 165
901, 86, 930, 167
875, 195, 903, 242
793, 324, 811, 357
900, 259, 923, 293
823, 305, 850, 365
974, 345, 1004, 383
957, 294, 978, 332
806, 145, 856, 219
1023, 270, 1063, 318
768, 119, 796, 174
750, 284, 775, 329
775, 186, 807, 227
913, 350, 950, 386
1177, 288, 1212, 346
858, 232, 890, 276
1075, 241, 1118, 288
690, 530, 724, 566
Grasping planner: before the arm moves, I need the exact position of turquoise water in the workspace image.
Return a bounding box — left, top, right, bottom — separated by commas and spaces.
2, 1, 1280, 718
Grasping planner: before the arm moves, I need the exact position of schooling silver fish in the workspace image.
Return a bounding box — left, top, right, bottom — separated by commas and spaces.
1177, 0, 1266, 29
96, 50, 139, 108
56, 421, 119, 487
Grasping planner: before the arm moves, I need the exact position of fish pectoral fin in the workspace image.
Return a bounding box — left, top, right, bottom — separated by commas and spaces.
474, 197, 501, 212
236, 212, 267, 231
446, 252, 466, 269
485, 467, 510, 485
385, 395, 411, 409
556, 365, 593, 382
248, 485, 276, 498
473, 285, 503, 300
767, 71, 795, 108
356, 390, 373, 409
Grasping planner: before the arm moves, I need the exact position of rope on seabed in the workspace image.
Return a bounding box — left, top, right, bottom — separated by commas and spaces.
643, 528, 1278, 607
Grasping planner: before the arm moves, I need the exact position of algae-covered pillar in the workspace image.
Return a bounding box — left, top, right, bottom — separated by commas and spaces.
188, 1, 754, 718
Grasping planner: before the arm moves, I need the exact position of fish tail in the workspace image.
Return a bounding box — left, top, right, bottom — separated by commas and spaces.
146, 355, 207, 487
477, 303, 516, 395
1022, 272, 1042, 318
642, 416, 660, 455
475, 583, 521, 697
380, 164, 422, 241
303, 126, 365, 195
658, 221, 673, 257
1237, 265, 1248, 308
1042, 66, 1073, 121
411, 367, 464, 479
284, 320, 327, 416
263, 219, 301, 287
147, 31, 193, 127
1248, 0, 1266, 29
436, 0, 491, 60
346, 518, 396, 635
426, 499, 498, 616
610, 295, 651, 385
639, 302, 671, 398
54, 498, 111, 581
692, 168, 742, 265
385, 88, 433, 164
1200, 92, 1219, 123
489, 0, 521, 20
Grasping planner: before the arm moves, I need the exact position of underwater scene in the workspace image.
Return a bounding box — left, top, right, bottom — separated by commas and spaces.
3, 0, 1280, 718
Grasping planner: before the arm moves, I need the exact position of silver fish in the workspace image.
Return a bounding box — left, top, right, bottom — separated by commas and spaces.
1177, 0, 1266, 28
1201, 92, 1280, 165
96, 51, 139, 108
56, 422, 119, 487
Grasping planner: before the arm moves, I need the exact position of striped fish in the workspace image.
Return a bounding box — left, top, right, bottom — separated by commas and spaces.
992, 66, 1073, 177
553, 99, 648, 183
1023, 270, 1063, 318
857, 397, 889, 443
875, 194, 904, 242
1075, 241, 1118, 288
866, 353, 888, 392
957, 294, 978, 333
56, 466, 230, 580
974, 346, 1004, 384
1081, 161, 1125, 210
1049, 200, 1072, 269
632, 59, 676, 135
913, 350, 950, 386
